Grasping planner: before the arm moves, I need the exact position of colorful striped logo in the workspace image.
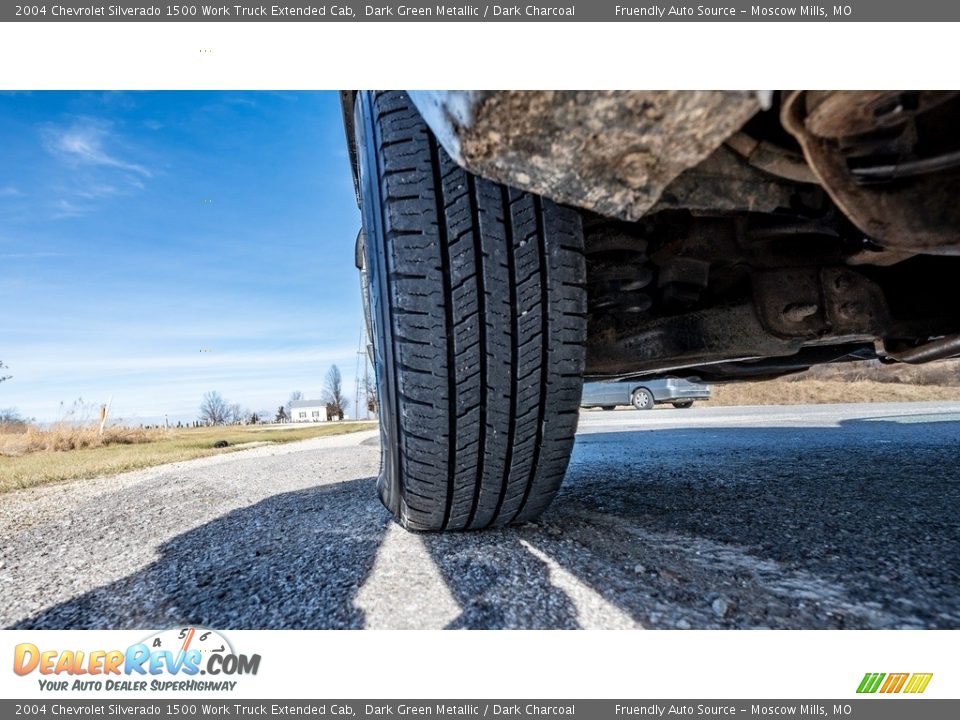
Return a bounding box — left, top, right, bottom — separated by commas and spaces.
857, 672, 933, 694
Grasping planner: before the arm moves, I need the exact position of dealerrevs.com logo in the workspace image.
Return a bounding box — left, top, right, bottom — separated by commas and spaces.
13, 627, 261, 693
857, 673, 933, 694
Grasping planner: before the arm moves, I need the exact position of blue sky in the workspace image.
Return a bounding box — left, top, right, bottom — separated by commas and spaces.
0, 91, 366, 424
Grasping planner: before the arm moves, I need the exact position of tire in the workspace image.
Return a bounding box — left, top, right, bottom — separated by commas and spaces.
672, 400, 694, 409
356, 91, 587, 531
631, 387, 655, 411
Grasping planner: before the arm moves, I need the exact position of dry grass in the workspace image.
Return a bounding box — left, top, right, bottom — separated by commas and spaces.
0, 423, 159, 455
0, 422, 376, 494
791, 358, 960, 386
711, 379, 960, 407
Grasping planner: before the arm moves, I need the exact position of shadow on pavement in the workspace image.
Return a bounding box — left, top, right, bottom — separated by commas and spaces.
418, 527, 583, 629
11, 477, 389, 629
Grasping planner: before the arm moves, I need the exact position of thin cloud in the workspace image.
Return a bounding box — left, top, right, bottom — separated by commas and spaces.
0, 251, 64, 259
18, 347, 357, 375
43, 118, 152, 177
51, 198, 89, 219
39, 119, 153, 218
0, 186, 21, 197
73, 183, 122, 200
221, 95, 258, 108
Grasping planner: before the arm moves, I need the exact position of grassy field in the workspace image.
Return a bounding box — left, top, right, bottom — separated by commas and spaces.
0, 422, 376, 494
6, 374, 959, 494
710, 379, 960, 407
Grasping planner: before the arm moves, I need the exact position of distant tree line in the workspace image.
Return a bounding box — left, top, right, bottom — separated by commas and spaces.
197, 364, 356, 427
198, 391, 253, 426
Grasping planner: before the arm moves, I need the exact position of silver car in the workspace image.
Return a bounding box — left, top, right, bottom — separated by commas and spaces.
580, 378, 711, 411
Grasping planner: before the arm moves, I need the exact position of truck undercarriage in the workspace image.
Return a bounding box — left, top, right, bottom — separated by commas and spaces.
393, 90, 960, 382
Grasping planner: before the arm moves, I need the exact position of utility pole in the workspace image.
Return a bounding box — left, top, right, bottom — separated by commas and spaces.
363, 352, 372, 419
354, 324, 364, 422
355, 265, 370, 420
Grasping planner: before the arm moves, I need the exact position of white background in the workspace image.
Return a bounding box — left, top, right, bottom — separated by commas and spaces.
0, 22, 956, 90
2, 629, 955, 698
0, 18, 955, 701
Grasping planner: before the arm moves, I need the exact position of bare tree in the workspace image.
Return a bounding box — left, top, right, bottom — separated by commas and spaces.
363, 363, 377, 416
275, 406, 288, 423
0, 360, 10, 385
323, 365, 348, 420
227, 403, 246, 425
199, 391, 230, 425
0, 408, 29, 432
285, 390, 303, 419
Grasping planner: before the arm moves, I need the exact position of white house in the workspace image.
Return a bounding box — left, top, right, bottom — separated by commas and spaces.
288, 399, 328, 423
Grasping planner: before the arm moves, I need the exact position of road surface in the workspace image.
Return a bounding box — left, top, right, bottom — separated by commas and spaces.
2, 402, 959, 629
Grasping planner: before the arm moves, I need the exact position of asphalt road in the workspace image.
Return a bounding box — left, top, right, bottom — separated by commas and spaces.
2, 402, 959, 629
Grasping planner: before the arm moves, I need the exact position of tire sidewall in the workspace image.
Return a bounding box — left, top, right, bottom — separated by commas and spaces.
355, 91, 403, 518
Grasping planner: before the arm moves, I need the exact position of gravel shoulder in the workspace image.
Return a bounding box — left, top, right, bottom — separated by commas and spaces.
0, 430, 382, 628
2, 402, 958, 630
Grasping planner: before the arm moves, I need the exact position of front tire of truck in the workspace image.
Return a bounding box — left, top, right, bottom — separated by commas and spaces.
355, 90, 587, 531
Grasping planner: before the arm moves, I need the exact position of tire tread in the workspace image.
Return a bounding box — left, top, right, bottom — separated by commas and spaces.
368, 91, 586, 530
